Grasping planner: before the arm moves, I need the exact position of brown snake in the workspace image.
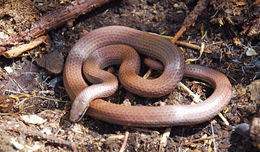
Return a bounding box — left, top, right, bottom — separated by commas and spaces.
63, 26, 232, 127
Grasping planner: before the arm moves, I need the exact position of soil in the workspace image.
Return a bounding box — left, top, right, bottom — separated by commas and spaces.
0, 0, 259, 151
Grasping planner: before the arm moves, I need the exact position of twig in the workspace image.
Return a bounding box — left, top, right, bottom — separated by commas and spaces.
210, 121, 217, 152
148, 32, 211, 53
1, 0, 112, 60
171, 26, 186, 43
175, 41, 211, 53
171, 0, 209, 43
119, 131, 129, 152
0, 124, 77, 151
0, 0, 112, 47
178, 82, 202, 104
159, 128, 171, 152
184, 135, 218, 145
3, 35, 48, 58
28, 0, 112, 38
178, 82, 230, 126
217, 113, 229, 126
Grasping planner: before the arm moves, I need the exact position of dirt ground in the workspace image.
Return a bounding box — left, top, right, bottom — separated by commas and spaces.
0, 0, 259, 151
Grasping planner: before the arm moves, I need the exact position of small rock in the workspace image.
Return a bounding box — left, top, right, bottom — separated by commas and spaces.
36, 50, 64, 74
247, 80, 260, 101
246, 47, 258, 56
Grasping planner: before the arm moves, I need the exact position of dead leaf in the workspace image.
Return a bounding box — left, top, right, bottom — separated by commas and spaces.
235, 1, 247, 6
20, 114, 47, 125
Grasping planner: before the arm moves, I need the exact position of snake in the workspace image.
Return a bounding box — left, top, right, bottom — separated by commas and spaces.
63, 26, 232, 127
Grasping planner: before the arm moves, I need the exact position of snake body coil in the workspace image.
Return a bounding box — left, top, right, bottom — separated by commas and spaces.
64, 26, 232, 127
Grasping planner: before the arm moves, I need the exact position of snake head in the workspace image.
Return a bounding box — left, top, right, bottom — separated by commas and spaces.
70, 95, 90, 122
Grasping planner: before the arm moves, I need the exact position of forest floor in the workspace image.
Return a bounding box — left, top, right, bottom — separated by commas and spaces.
0, 0, 259, 151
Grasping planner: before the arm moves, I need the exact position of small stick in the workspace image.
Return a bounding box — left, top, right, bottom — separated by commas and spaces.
171, 26, 186, 43
178, 82, 203, 104
210, 121, 217, 152
28, 0, 112, 38
148, 32, 211, 53
0, 0, 112, 47
1, 124, 77, 151
171, 0, 209, 43
217, 113, 229, 126
175, 41, 211, 53
3, 35, 48, 58
178, 82, 229, 126
184, 135, 218, 145
119, 131, 129, 152
159, 128, 171, 152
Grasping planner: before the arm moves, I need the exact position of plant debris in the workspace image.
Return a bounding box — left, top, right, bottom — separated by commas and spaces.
0, 0, 259, 151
